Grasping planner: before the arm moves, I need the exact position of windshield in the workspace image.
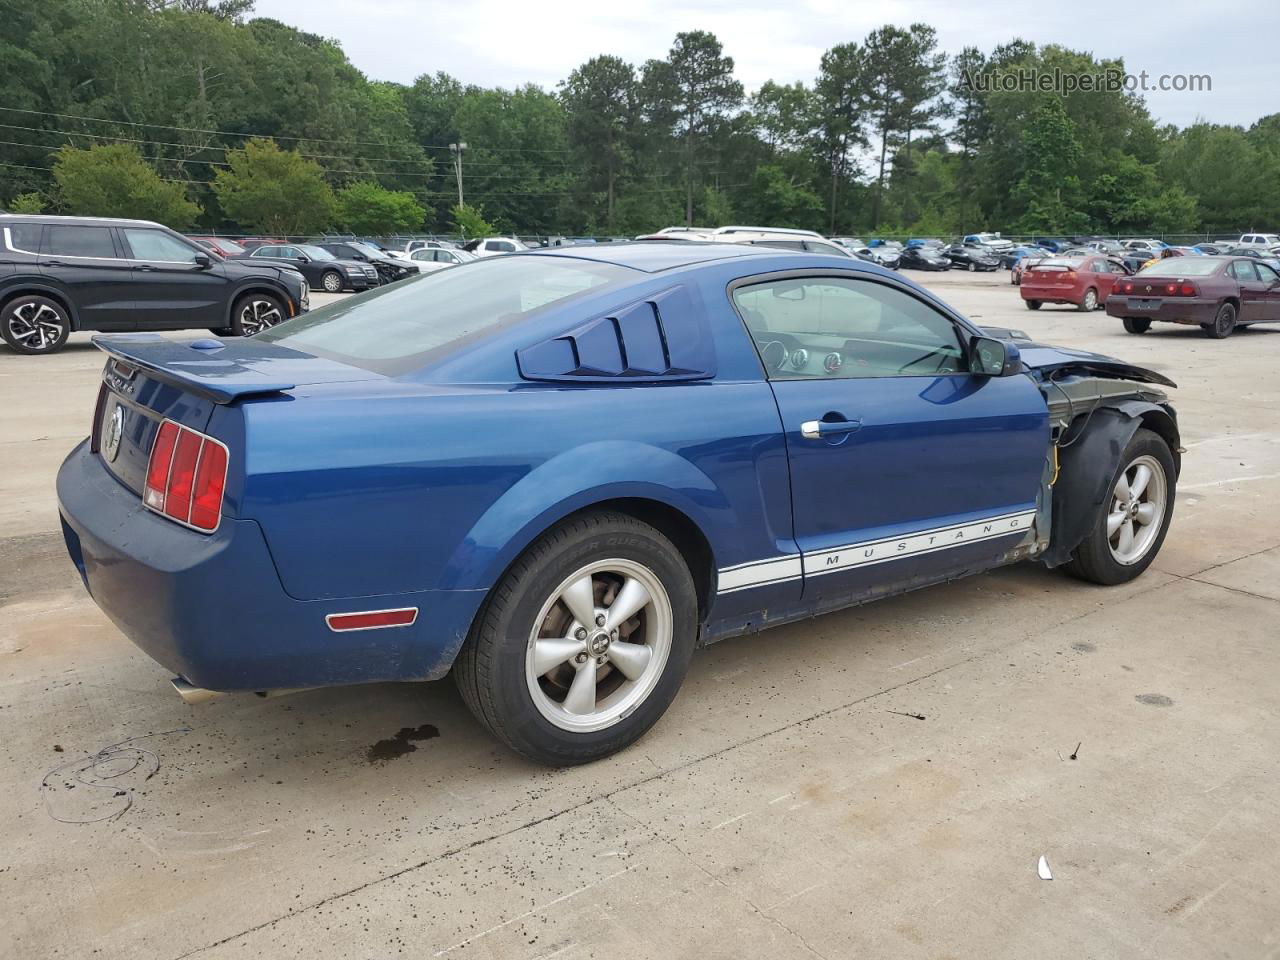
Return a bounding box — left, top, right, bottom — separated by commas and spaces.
298, 244, 335, 260
256, 256, 632, 375
1138, 258, 1222, 277
351, 241, 387, 257
209, 238, 246, 256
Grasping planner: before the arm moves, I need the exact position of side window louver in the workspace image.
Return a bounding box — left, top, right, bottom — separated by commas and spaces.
516, 285, 715, 383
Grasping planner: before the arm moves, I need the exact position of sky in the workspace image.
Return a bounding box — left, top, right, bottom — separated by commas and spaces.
252, 0, 1269, 130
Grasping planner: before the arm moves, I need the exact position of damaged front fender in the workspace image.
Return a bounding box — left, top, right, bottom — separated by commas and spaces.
1041, 398, 1181, 568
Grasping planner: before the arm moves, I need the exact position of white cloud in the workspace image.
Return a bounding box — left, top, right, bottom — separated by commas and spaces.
252, 0, 1268, 128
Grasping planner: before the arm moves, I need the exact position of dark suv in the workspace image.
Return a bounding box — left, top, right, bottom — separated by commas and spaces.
0, 215, 309, 355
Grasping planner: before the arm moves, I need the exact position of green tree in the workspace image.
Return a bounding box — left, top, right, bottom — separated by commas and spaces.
742, 164, 823, 229
813, 43, 869, 232
641, 31, 744, 225
561, 55, 637, 230
451, 202, 493, 238
9, 192, 46, 214
948, 46, 988, 232
336, 182, 425, 234
211, 138, 335, 234
1012, 98, 1085, 233
53, 145, 200, 227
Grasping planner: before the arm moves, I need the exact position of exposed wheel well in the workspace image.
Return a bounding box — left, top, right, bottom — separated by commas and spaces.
1136, 410, 1182, 476
0, 287, 77, 330
571, 498, 715, 622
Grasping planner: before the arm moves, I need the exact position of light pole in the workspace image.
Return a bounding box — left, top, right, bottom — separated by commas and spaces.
448, 142, 467, 207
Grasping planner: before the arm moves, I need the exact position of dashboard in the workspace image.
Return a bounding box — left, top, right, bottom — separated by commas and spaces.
755, 331, 963, 379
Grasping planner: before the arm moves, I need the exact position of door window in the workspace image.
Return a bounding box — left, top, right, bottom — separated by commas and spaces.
122, 228, 198, 262
45, 225, 117, 259
1230, 260, 1259, 281
733, 276, 968, 379
1255, 263, 1280, 283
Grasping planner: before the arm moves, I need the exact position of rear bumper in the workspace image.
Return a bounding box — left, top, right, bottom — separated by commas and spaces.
1020, 285, 1082, 304
57, 441, 478, 691
1104, 297, 1216, 325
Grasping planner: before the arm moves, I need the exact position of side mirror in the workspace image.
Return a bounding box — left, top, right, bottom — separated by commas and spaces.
970, 336, 1022, 377
295, 255, 308, 263
193, 253, 211, 268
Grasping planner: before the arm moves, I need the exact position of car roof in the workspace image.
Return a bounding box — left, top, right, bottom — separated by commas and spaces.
0, 213, 164, 229
521, 241, 785, 273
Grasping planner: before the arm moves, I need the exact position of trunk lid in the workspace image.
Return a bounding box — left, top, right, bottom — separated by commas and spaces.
91, 334, 383, 496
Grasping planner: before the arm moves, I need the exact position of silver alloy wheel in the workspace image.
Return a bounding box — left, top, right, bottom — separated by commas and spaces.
7, 301, 65, 351
1083, 288, 1098, 310
238, 298, 283, 335
1107, 453, 1167, 565
525, 557, 673, 733
322, 271, 343, 292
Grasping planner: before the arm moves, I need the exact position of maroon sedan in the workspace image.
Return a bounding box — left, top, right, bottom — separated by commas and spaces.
1105, 256, 1280, 339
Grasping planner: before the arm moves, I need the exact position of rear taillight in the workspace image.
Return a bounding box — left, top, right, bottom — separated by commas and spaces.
1121, 281, 1134, 294
143, 420, 228, 532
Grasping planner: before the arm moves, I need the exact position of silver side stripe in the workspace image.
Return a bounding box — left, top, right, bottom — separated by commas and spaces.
806, 510, 1036, 578
717, 555, 804, 594
716, 510, 1036, 594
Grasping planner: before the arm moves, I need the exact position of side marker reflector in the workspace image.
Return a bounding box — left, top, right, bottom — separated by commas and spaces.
325, 608, 418, 632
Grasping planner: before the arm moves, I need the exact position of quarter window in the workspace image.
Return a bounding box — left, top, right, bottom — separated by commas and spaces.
733, 276, 968, 379
45, 225, 117, 259
6, 223, 42, 252
122, 228, 198, 262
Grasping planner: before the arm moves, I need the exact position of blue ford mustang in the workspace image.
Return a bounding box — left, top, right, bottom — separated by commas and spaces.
57, 243, 1181, 765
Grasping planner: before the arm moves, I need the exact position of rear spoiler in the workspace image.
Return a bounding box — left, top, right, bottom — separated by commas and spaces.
93, 334, 296, 404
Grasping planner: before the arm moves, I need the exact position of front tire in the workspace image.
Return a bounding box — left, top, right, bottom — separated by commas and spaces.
320, 270, 344, 293
1064, 428, 1175, 585
1079, 288, 1098, 312
1, 295, 71, 355
1122, 317, 1151, 334
453, 511, 698, 766
231, 293, 286, 337
968, 261, 976, 272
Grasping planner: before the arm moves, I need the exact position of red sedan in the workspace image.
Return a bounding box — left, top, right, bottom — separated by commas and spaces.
1105, 256, 1280, 338
1020, 256, 1128, 311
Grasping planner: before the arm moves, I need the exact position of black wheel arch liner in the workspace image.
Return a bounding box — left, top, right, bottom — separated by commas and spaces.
0, 279, 82, 330
1042, 399, 1181, 568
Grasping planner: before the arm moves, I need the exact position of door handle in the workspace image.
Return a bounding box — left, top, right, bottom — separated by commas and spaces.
800, 417, 863, 440
137, 264, 157, 271
44, 260, 66, 267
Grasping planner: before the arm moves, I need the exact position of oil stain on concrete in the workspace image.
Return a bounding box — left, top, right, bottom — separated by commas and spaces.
366, 724, 440, 764
1135, 694, 1174, 707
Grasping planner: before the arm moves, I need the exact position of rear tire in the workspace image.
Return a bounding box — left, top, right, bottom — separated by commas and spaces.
1063, 428, 1175, 586
453, 511, 698, 766
1122, 317, 1151, 334
1025, 299, 1042, 310
1203, 302, 1236, 339
230, 293, 286, 337
1, 295, 70, 355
